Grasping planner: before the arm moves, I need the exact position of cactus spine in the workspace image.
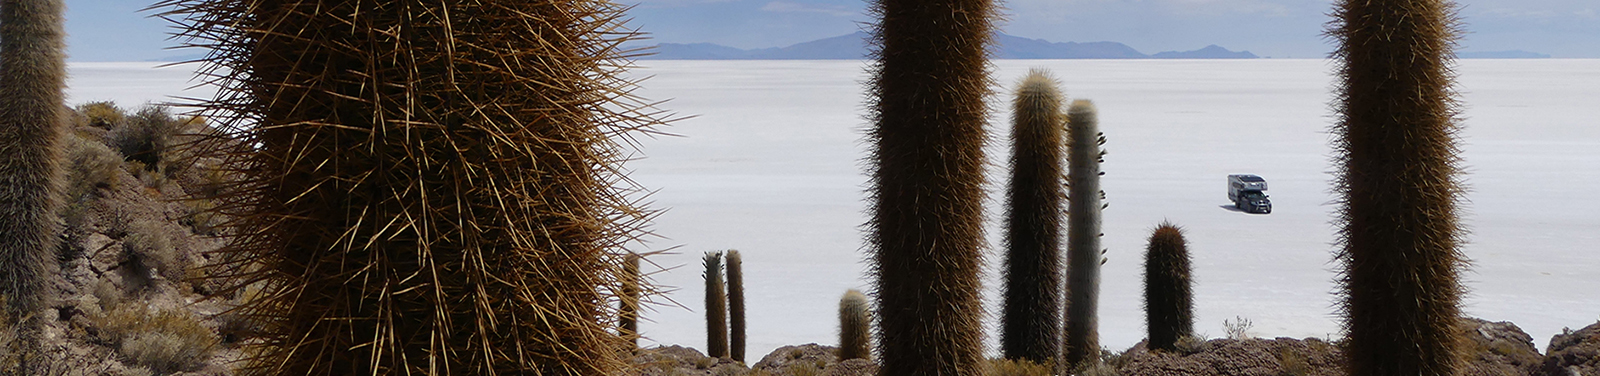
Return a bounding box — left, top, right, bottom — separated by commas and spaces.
1143, 222, 1193, 352
839, 289, 872, 361
158, 0, 658, 373
621, 253, 642, 349
704, 251, 729, 358
726, 250, 747, 362
1330, 0, 1467, 374
0, 0, 68, 315
866, 0, 995, 373
1000, 70, 1067, 367
1062, 99, 1105, 367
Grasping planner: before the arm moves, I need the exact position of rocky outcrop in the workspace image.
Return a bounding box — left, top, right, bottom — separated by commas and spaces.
629, 344, 875, 376
1539, 322, 1600, 376
1117, 337, 1342, 376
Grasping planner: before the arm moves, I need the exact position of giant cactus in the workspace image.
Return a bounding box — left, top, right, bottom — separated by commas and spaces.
621, 253, 642, 349
158, 0, 659, 373
1062, 99, 1105, 367
0, 0, 68, 315
1329, 0, 1467, 374
865, 0, 996, 374
1143, 222, 1193, 352
726, 249, 747, 362
1000, 70, 1066, 367
704, 251, 729, 358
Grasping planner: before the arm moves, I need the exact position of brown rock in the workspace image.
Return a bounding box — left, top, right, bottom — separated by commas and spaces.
1540, 322, 1600, 376
1461, 318, 1543, 376
753, 343, 838, 374
1118, 337, 1341, 376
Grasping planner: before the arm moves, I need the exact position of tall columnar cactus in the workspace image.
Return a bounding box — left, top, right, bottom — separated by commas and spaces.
726, 250, 747, 362
0, 0, 67, 315
704, 251, 729, 358
1143, 222, 1193, 352
1063, 99, 1105, 367
1330, 0, 1467, 374
158, 0, 659, 373
621, 253, 642, 349
839, 289, 872, 361
1000, 70, 1067, 366
865, 0, 995, 374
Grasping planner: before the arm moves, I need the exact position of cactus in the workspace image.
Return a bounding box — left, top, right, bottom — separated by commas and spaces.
726, 250, 747, 362
0, 0, 68, 315
865, 0, 995, 374
1329, 0, 1467, 374
704, 251, 729, 358
621, 253, 642, 349
1062, 99, 1105, 367
157, 0, 659, 373
839, 289, 872, 361
999, 70, 1067, 366
1143, 222, 1193, 352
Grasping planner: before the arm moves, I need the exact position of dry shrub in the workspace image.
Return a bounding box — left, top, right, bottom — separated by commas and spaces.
107, 106, 181, 173
1077, 362, 1121, 376
783, 362, 823, 376
986, 358, 1051, 376
93, 303, 218, 373
1224, 316, 1254, 340
1176, 335, 1210, 355
63, 131, 122, 201
1277, 346, 1312, 376
123, 220, 184, 284
76, 101, 124, 129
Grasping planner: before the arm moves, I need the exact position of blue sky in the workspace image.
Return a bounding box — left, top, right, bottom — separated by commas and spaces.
64, 0, 1597, 61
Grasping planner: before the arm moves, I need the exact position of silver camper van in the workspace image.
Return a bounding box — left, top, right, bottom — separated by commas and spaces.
1227, 174, 1272, 214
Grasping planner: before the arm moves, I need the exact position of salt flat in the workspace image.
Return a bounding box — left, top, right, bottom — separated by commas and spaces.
67, 59, 1600, 360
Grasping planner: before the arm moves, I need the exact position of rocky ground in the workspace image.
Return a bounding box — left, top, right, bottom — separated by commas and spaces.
628, 318, 1596, 376
3, 103, 1598, 375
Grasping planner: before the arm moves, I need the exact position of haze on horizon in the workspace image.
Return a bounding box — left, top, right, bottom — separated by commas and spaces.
62, 0, 1596, 59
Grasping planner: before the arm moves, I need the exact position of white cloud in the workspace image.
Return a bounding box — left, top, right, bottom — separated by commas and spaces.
760, 1, 856, 17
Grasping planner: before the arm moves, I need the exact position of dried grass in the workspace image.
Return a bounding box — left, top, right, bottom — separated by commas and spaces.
92, 303, 218, 373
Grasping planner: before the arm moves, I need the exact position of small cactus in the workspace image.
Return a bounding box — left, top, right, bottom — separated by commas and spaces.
726, 250, 747, 362
1000, 70, 1067, 367
839, 289, 872, 361
704, 251, 729, 358
1143, 222, 1193, 352
1063, 99, 1105, 367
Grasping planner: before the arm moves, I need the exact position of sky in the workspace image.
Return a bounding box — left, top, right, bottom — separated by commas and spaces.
60, 0, 1596, 59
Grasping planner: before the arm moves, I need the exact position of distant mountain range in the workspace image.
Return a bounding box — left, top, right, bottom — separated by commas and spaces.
1456, 50, 1552, 59
641, 32, 1257, 60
